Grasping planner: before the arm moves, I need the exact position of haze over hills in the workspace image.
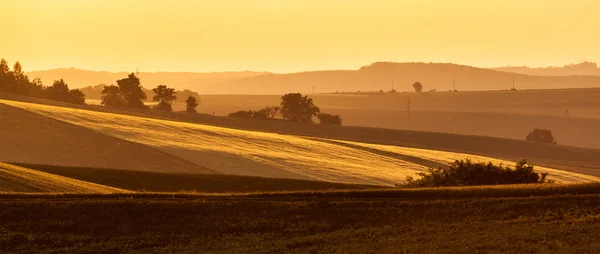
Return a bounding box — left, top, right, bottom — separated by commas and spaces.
26, 68, 269, 91
491, 62, 600, 76
26, 62, 600, 95
209, 62, 600, 94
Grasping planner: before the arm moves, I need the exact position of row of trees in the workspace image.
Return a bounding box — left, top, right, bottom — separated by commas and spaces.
0, 59, 85, 104
229, 93, 342, 125
100, 73, 199, 113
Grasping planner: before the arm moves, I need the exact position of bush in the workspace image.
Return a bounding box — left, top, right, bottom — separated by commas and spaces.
229, 110, 255, 118
526, 128, 556, 144
402, 159, 551, 188
317, 113, 342, 125
228, 107, 278, 120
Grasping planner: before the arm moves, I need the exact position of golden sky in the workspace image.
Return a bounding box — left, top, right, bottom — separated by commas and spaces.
2, 0, 599, 73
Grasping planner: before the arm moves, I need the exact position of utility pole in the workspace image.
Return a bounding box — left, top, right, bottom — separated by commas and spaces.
312, 86, 315, 94
453, 80, 456, 91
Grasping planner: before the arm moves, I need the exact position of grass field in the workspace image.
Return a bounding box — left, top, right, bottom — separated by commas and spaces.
0, 103, 213, 174
3, 99, 597, 185
185, 90, 600, 149
0, 163, 126, 193
1, 192, 600, 253
12, 163, 375, 193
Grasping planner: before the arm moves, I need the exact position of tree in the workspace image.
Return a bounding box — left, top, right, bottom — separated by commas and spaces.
280, 93, 320, 123
100, 85, 125, 107
412, 82, 423, 93
185, 96, 199, 113
317, 113, 342, 125
258, 106, 280, 119
44, 79, 86, 104
68, 89, 86, 104
152, 84, 177, 111
117, 73, 147, 108
0, 59, 10, 91
526, 128, 557, 144
8, 61, 30, 95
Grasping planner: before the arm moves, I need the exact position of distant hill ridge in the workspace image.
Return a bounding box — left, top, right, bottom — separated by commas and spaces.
491, 62, 600, 76
27, 62, 600, 95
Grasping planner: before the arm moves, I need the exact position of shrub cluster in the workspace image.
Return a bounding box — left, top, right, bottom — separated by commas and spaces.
526, 128, 557, 144
403, 159, 552, 188
317, 113, 342, 125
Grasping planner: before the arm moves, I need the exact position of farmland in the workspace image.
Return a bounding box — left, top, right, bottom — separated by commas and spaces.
178, 89, 600, 149
2, 99, 597, 185
0, 163, 126, 193
2, 191, 600, 253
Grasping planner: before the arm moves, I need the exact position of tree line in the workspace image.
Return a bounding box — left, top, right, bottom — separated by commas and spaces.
99, 73, 198, 113
0, 59, 85, 104
229, 93, 343, 125
0, 58, 200, 112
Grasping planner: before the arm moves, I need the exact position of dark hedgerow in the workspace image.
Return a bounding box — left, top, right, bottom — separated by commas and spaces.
317, 113, 342, 125
402, 159, 552, 188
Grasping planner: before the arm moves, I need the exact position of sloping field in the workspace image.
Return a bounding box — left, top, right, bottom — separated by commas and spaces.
15, 163, 375, 193
315, 139, 600, 183
0, 103, 213, 174
0, 163, 126, 193
2, 99, 597, 185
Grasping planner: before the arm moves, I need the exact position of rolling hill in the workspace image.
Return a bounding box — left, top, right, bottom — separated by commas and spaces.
1, 99, 597, 185
27, 62, 600, 95
0, 103, 213, 174
491, 62, 600, 76
203, 62, 600, 94
0, 162, 126, 193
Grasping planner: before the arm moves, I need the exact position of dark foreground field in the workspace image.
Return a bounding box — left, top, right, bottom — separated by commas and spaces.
2, 190, 600, 253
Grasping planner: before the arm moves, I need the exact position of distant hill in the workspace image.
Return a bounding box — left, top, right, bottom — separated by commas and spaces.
27, 63, 600, 95
203, 62, 600, 94
491, 62, 600, 76
26, 68, 270, 91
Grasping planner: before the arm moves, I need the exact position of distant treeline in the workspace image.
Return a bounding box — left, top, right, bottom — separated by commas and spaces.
0, 58, 201, 113
80, 84, 202, 103
229, 93, 343, 125
0, 59, 85, 104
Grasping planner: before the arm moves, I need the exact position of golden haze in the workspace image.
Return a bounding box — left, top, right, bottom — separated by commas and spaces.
2, 0, 599, 72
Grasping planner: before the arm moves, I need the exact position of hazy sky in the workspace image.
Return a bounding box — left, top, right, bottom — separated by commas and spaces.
2, 0, 599, 73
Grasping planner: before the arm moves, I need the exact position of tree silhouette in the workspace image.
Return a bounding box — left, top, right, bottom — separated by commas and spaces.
526, 128, 557, 144
152, 85, 177, 111
0, 59, 11, 92
0, 59, 84, 103
259, 106, 280, 119
44, 79, 86, 104
185, 96, 199, 113
317, 113, 342, 125
280, 93, 320, 123
412, 82, 423, 93
117, 73, 147, 108
100, 85, 124, 107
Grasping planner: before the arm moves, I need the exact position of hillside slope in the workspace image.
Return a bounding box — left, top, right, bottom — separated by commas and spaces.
0, 163, 126, 193
0, 103, 214, 174
16, 163, 375, 193
2, 99, 597, 185
205, 62, 600, 94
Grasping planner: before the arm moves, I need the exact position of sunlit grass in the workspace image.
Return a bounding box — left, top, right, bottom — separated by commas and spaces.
328, 139, 600, 183
0, 163, 127, 193
2, 99, 598, 186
